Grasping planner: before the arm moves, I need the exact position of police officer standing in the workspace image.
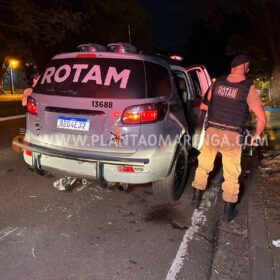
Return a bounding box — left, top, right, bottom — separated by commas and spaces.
192, 55, 267, 222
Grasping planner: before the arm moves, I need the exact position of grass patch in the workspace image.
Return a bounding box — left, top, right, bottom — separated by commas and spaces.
0, 101, 26, 118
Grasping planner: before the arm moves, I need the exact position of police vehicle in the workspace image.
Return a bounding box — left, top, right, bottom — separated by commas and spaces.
20, 43, 211, 203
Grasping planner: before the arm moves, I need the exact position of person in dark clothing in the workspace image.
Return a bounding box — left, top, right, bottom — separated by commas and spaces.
192, 55, 267, 222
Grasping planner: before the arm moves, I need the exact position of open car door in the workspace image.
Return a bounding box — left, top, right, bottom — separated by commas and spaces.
186, 65, 212, 150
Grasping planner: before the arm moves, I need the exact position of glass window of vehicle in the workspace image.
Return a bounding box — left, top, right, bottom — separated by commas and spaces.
34, 58, 146, 99
189, 71, 202, 98
173, 71, 193, 103
145, 61, 172, 98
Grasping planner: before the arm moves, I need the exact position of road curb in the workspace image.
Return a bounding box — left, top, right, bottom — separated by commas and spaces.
0, 114, 26, 122
248, 169, 275, 280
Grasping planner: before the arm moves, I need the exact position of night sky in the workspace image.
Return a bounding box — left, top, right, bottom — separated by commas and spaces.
139, 0, 194, 53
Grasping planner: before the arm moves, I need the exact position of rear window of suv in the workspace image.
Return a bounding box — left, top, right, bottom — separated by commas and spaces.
35, 58, 145, 99
34, 57, 172, 99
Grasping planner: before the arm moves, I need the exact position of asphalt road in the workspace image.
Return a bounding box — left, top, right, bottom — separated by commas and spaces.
0, 118, 224, 280
0, 117, 264, 280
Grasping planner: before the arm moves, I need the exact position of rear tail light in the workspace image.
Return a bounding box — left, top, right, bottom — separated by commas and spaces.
118, 165, 135, 173
121, 102, 167, 124
25, 150, 33, 156
117, 166, 146, 173
27, 97, 38, 115
76, 53, 96, 58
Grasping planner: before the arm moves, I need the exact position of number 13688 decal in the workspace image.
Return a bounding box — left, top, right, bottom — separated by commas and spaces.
92, 101, 113, 108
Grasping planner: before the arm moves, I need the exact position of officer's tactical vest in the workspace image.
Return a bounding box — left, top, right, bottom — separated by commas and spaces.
207, 77, 253, 132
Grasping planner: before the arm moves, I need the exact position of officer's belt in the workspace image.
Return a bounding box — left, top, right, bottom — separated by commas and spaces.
207, 123, 242, 134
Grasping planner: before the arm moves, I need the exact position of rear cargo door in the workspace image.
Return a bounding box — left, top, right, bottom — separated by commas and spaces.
31, 55, 146, 154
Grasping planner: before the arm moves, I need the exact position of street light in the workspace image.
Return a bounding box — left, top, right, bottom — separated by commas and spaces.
9, 59, 19, 95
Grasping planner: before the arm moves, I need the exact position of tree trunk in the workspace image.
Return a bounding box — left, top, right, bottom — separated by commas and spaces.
0, 69, 5, 93
271, 59, 280, 106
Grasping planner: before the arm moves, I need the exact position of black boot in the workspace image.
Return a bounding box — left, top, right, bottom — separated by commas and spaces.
223, 202, 238, 222
191, 188, 203, 209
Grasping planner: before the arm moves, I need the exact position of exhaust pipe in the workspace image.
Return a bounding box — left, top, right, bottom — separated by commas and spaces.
117, 183, 129, 191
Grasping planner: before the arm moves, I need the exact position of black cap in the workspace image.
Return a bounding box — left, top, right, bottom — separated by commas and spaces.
231, 55, 250, 68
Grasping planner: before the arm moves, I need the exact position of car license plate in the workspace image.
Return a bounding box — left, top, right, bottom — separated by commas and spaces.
57, 116, 90, 131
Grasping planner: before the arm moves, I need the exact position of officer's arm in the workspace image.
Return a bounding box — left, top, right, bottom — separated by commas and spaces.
247, 86, 267, 145
200, 86, 212, 111
21, 76, 39, 107
197, 87, 212, 128
22, 87, 33, 106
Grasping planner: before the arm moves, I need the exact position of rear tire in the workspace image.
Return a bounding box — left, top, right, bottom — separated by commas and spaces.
152, 145, 188, 204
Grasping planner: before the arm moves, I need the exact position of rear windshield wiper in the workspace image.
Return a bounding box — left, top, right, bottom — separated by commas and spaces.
46, 89, 77, 94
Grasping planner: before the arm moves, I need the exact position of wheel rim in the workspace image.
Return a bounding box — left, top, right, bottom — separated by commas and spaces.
174, 149, 186, 197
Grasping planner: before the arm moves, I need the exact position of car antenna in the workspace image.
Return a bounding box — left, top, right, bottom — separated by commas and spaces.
128, 24, 132, 45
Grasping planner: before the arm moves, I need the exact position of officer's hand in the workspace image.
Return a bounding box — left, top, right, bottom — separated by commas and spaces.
251, 133, 261, 147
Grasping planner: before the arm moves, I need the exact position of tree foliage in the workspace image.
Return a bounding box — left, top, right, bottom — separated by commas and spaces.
190, 0, 280, 104
186, 10, 251, 76
234, 0, 280, 104
0, 0, 152, 70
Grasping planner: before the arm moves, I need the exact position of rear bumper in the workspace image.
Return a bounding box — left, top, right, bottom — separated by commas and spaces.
26, 142, 149, 165
17, 140, 173, 184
